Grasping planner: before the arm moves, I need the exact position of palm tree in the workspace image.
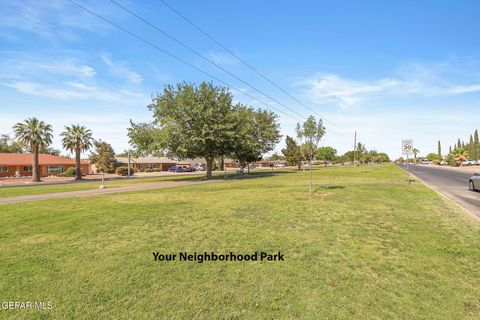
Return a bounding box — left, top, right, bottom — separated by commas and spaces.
412, 148, 420, 165
13, 118, 53, 182
61, 125, 93, 180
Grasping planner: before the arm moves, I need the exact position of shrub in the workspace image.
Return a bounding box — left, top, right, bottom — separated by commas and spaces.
115, 166, 134, 176
59, 167, 76, 177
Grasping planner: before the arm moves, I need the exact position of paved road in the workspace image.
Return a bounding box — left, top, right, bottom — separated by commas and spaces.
0, 180, 221, 205
400, 164, 480, 218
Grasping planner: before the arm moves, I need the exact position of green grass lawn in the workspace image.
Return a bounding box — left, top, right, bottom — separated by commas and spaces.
0, 172, 228, 198
1, 164, 479, 319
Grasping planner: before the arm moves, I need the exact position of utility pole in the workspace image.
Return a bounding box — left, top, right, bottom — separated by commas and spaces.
353, 131, 357, 166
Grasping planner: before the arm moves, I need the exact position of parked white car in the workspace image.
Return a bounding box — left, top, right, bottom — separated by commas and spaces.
194, 163, 205, 171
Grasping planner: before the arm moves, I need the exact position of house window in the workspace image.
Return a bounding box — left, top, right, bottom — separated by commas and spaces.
0, 166, 7, 173
23, 166, 32, 172
47, 165, 63, 174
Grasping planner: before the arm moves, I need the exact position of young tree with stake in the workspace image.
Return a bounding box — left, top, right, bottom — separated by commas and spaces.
295, 116, 326, 193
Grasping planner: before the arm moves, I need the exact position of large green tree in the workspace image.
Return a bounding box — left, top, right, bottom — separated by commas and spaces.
316, 146, 337, 166
426, 153, 439, 161
129, 82, 244, 179
127, 122, 165, 157
281, 136, 302, 170
374, 152, 390, 163
0, 134, 23, 153
229, 104, 281, 173
354, 142, 367, 164
269, 153, 285, 161
296, 116, 326, 192
13, 118, 53, 182
61, 125, 93, 180
89, 140, 116, 173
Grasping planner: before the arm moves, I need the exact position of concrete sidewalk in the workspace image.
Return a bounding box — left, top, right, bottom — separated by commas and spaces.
0, 180, 221, 205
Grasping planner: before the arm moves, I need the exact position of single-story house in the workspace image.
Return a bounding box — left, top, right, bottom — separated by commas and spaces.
223, 158, 240, 168
115, 156, 179, 172
0, 153, 89, 178
175, 158, 207, 168
256, 160, 275, 167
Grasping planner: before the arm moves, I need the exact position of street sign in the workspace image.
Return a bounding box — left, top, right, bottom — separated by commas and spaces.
402, 139, 413, 155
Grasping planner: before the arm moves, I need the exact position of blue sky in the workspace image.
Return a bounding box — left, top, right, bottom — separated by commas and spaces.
1, 0, 480, 158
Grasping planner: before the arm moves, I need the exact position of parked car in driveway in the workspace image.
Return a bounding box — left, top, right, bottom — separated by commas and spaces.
182, 166, 196, 172
168, 166, 184, 172
469, 173, 480, 191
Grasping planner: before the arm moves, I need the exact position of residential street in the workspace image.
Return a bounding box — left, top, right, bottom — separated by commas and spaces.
401, 164, 480, 218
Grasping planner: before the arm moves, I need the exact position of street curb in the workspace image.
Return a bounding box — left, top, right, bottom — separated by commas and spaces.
398, 166, 479, 221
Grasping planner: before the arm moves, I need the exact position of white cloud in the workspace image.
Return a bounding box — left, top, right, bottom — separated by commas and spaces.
101, 55, 143, 84
0, 54, 148, 104
204, 51, 238, 66
299, 66, 480, 108
2, 80, 145, 103
0, 0, 112, 40
0, 59, 96, 80
446, 84, 480, 94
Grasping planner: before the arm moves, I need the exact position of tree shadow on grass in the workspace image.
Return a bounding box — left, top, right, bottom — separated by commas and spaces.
315, 184, 346, 190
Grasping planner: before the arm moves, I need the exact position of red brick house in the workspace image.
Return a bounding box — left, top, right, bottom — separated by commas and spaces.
0, 153, 89, 178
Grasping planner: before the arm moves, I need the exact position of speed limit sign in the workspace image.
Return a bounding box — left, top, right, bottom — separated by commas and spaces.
402, 139, 413, 155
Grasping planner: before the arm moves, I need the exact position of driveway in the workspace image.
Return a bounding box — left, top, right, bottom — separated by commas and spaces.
400, 164, 480, 218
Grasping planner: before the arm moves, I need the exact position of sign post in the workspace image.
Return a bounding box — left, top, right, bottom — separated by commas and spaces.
402, 139, 413, 183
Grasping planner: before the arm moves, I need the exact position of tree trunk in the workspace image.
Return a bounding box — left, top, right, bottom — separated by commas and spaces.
247, 163, 250, 174
297, 162, 301, 170
75, 148, 82, 180
220, 156, 224, 171
205, 157, 213, 179
32, 145, 40, 182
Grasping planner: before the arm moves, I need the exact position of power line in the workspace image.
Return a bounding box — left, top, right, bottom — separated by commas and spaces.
65, 0, 302, 122
157, 0, 344, 131
108, 0, 306, 121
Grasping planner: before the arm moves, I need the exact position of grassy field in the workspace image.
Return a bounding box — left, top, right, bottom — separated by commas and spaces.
0, 172, 222, 198
0, 170, 290, 198
1, 164, 479, 319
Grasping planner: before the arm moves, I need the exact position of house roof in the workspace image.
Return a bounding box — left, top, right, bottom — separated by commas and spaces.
0, 153, 88, 166
115, 156, 177, 164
